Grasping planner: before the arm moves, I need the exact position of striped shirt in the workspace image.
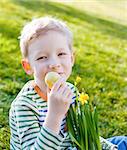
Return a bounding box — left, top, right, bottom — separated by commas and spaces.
9, 80, 117, 150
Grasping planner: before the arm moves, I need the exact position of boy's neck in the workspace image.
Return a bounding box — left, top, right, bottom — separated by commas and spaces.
34, 79, 47, 96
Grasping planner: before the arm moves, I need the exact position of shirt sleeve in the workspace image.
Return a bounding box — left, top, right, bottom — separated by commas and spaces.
10, 98, 73, 150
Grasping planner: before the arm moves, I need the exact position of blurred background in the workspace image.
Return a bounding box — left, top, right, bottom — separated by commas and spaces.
0, 0, 127, 149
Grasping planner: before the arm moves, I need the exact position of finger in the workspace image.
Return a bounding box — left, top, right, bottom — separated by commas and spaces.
66, 90, 74, 102
68, 93, 74, 103
47, 86, 51, 95
47, 86, 51, 93
62, 89, 73, 104
58, 82, 68, 94
51, 77, 65, 92
67, 92, 72, 99
62, 86, 70, 96
62, 84, 72, 96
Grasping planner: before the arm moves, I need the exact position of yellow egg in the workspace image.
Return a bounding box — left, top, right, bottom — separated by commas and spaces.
45, 72, 61, 89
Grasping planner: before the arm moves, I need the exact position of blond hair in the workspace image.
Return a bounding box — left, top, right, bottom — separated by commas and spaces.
19, 16, 73, 58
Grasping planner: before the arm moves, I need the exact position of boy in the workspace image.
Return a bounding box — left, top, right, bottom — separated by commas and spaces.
9, 16, 119, 149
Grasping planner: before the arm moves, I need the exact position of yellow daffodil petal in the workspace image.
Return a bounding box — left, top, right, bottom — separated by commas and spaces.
79, 93, 89, 105
75, 76, 81, 84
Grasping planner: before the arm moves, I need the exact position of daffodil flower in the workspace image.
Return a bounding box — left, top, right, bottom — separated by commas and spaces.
79, 92, 89, 105
67, 77, 101, 150
75, 76, 81, 86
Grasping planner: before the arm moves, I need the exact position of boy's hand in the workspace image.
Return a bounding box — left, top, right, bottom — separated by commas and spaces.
43, 78, 74, 134
48, 77, 73, 118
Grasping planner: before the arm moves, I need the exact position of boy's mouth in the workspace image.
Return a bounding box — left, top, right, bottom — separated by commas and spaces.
48, 71, 64, 75
58, 72, 64, 75
45, 72, 64, 78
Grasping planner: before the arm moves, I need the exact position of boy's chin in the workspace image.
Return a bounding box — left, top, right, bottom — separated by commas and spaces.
34, 78, 45, 85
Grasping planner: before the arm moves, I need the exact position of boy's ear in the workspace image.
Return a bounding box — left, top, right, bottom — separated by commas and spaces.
21, 59, 33, 75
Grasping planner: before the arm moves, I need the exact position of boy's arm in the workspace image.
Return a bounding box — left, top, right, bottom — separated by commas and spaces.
10, 100, 73, 150
10, 81, 76, 150
43, 78, 74, 134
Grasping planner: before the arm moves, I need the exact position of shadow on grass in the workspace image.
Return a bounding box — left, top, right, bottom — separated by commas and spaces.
11, 0, 127, 39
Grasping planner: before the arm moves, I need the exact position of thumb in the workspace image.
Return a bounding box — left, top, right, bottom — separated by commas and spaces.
47, 87, 51, 96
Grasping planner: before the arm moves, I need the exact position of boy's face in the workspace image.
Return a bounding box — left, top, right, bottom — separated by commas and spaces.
27, 30, 74, 88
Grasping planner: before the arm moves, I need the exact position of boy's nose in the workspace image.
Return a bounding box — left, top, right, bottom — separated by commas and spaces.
48, 64, 60, 70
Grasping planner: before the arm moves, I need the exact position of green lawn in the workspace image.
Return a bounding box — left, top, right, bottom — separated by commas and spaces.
0, 0, 127, 149
59, 0, 127, 26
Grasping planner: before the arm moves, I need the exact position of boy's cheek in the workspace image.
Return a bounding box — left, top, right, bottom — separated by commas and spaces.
34, 69, 47, 80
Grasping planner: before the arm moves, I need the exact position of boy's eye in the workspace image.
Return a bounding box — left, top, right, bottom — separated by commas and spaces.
58, 52, 67, 56
36, 56, 47, 60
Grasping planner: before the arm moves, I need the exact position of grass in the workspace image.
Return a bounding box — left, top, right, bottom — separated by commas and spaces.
0, 0, 127, 149
58, 0, 127, 26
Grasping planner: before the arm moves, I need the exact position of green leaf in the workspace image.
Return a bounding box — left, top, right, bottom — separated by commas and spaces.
69, 132, 82, 149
